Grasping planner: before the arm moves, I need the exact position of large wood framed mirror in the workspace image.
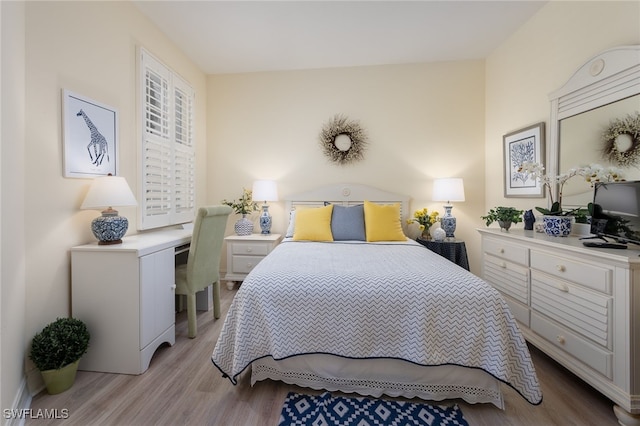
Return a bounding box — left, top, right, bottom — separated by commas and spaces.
548, 45, 640, 209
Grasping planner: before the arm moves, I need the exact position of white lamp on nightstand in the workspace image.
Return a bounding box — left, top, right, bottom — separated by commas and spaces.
252, 180, 278, 234
433, 178, 465, 240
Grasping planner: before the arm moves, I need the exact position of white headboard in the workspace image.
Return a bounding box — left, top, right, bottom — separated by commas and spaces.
285, 183, 411, 223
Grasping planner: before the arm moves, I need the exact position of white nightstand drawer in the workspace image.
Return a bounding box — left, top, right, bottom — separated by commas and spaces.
231, 255, 264, 274
530, 250, 611, 294
483, 237, 529, 266
224, 234, 282, 288
232, 242, 270, 256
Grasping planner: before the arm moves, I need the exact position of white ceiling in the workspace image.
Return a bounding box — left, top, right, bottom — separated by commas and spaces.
133, 1, 547, 75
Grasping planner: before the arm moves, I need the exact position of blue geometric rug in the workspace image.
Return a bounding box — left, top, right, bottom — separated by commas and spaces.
278, 391, 469, 426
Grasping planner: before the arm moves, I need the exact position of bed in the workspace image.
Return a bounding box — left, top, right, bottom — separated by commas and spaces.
211, 183, 542, 408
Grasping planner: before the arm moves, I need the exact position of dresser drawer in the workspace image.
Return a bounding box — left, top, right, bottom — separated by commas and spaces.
483, 254, 529, 305
530, 250, 611, 294
531, 270, 612, 349
531, 313, 612, 379
483, 237, 529, 266
232, 242, 270, 256
231, 255, 264, 274
504, 296, 530, 327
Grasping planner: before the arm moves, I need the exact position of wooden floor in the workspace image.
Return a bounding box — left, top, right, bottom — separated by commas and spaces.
28, 284, 619, 426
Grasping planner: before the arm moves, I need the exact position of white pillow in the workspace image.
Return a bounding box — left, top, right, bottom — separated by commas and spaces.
285, 210, 296, 238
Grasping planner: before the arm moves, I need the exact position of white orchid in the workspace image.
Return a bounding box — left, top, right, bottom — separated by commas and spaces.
518, 161, 625, 215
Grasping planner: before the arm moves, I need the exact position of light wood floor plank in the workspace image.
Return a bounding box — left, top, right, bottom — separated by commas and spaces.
27, 285, 618, 425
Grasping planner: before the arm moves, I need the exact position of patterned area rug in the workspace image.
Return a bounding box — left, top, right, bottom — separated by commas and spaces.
278, 392, 469, 426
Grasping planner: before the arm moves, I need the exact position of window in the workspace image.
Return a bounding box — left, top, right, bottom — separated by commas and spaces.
139, 48, 195, 230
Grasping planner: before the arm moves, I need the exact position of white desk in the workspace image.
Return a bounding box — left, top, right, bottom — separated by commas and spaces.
71, 228, 192, 375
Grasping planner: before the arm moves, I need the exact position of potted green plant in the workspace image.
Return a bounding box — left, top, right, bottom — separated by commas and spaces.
221, 188, 259, 235
481, 207, 524, 231
29, 317, 90, 394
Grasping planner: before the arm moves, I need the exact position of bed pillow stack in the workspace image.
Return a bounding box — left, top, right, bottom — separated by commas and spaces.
289, 200, 406, 242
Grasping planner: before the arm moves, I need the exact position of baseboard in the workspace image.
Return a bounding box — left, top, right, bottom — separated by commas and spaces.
4, 377, 32, 426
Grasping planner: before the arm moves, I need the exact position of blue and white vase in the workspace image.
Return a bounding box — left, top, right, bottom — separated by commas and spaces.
234, 214, 253, 236
542, 215, 572, 237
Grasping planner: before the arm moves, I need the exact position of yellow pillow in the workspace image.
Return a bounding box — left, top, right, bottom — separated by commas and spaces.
363, 200, 406, 242
293, 205, 334, 241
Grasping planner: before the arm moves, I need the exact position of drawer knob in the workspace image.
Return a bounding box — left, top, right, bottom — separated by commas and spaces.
171, 284, 176, 290
556, 335, 566, 345
246, 247, 253, 253
556, 264, 566, 272
500, 262, 507, 269
498, 248, 505, 254
558, 283, 569, 292
246, 263, 254, 268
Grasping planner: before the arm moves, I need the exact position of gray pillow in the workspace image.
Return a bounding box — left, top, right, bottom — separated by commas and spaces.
331, 204, 365, 241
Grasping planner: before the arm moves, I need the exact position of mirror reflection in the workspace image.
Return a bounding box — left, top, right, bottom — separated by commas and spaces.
559, 93, 640, 208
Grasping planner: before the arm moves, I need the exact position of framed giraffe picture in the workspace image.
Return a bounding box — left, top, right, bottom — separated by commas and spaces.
63, 89, 118, 178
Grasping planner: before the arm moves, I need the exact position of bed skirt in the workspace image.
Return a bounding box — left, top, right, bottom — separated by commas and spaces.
250, 354, 505, 409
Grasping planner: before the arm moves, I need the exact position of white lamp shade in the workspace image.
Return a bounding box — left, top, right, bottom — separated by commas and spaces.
252, 180, 278, 202
80, 175, 137, 210
432, 178, 465, 203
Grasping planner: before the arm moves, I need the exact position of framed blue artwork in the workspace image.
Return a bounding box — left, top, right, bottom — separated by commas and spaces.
503, 122, 545, 197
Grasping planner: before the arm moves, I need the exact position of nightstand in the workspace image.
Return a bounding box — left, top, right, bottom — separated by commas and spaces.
416, 238, 470, 271
224, 233, 282, 289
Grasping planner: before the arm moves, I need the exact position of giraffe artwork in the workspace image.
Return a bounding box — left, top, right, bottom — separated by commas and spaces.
77, 109, 110, 167
63, 90, 117, 178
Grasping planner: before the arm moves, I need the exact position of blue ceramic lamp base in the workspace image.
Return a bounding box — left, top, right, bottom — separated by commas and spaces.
259, 205, 272, 234
91, 208, 129, 245
440, 205, 457, 240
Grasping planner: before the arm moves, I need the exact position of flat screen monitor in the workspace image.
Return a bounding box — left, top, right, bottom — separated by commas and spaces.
591, 180, 640, 246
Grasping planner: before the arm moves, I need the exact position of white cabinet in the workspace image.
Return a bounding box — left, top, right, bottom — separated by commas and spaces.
478, 229, 639, 424
71, 229, 191, 375
224, 234, 282, 289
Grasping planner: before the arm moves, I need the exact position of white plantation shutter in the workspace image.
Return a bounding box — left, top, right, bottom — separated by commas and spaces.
139, 48, 195, 230
173, 77, 195, 220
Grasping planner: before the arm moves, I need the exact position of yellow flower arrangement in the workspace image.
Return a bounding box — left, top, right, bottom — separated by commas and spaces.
407, 208, 439, 232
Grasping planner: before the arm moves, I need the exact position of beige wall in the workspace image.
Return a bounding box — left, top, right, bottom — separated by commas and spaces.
1, 0, 207, 407
207, 61, 486, 269
1, 0, 27, 416
485, 1, 640, 214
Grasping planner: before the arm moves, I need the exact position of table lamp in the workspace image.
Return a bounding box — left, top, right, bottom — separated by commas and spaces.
80, 174, 137, 245
252, 180, 278, 234
432, 178, 465, 240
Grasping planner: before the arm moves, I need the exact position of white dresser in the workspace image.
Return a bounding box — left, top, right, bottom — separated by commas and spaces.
71, 228, 192, 375
224, 233, 282, 289
478, 228, 639, 424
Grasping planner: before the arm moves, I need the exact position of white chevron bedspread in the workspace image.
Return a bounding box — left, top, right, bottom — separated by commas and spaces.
212, 239, 542, 405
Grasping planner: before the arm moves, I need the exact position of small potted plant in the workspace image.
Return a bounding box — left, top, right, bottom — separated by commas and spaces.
481, 207, 524, 231
29, 317, 90, 394
221, 188, 259, 235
